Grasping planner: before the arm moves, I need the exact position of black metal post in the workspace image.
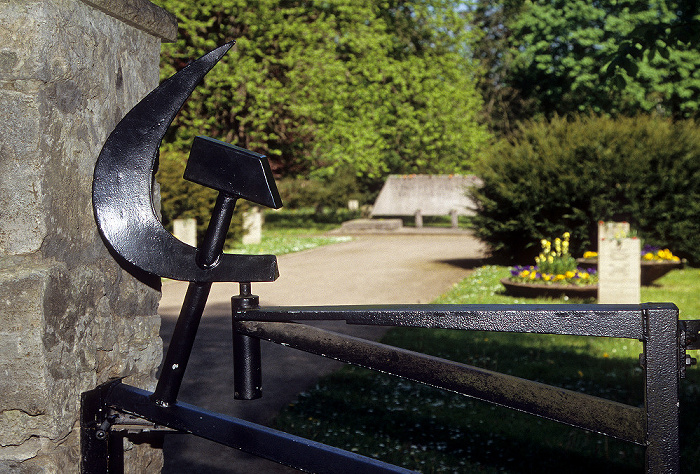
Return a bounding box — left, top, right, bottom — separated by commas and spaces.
643, 304, 681, 474
152, 194, 237, 406
81, 381, 124, 473
232, 282, 263, 399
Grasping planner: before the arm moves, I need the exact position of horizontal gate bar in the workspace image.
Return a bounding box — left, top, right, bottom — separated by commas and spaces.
236, 304, 645, 339
234, 320, 646, 445
103, 382, 415, 474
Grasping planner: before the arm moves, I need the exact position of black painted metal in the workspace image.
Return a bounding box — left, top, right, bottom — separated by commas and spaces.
81, 383, 123, 473
151, 194, 239, 405
233, 320, 645, 444
643, 305, 681, 472
104, 381, 416, 474
232, 283, 263, 400
234, 303, 646, 338
152, 281, 212, 405
92, 41, 280, 283
185, 136, 282, 210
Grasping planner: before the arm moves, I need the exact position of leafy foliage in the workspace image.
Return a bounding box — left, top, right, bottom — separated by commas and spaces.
470, 0, 535, 137
472, 0, 700, 135
469, 115, 700, 264
151, 0, 490, 189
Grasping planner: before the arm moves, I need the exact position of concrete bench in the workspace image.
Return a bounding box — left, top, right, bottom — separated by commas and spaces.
370, 174, 481, 227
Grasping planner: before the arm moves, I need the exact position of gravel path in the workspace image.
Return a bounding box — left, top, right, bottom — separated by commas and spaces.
158, 231, 488, 473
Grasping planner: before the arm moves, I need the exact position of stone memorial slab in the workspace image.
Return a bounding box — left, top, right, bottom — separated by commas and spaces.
173, 218, 197, 247
598, 222, 641, 304
371, 175, 480, 227
242, 206, 263, 245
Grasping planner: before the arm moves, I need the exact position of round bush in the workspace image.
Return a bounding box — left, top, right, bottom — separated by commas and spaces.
469, 115, 700, 265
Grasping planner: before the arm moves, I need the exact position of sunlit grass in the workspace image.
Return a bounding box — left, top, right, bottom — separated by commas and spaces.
273, 266, 700, 473
226, 227, 350, 256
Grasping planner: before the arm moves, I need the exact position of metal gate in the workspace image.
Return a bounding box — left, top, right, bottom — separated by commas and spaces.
82, 43, 700, 473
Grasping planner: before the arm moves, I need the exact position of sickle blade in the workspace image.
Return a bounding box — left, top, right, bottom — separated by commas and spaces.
93, 42, 279, 282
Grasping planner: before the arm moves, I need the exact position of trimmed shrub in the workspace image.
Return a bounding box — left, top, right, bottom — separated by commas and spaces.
469, 115, 700, 264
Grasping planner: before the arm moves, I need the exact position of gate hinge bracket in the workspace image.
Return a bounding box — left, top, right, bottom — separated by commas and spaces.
107, 410, 181, 435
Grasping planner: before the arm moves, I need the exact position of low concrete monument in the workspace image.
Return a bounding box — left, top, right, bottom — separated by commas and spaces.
598, 221, 641, 304
242, 206, 263, 245
173, 218, 198, 247
371, 174, 480, 227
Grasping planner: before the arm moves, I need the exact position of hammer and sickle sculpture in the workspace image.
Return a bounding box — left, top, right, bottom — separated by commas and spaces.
93, 42, 282, 405
93, 41, 281, 284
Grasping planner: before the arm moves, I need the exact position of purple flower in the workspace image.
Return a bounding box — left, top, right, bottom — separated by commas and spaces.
642, 244, 660, 255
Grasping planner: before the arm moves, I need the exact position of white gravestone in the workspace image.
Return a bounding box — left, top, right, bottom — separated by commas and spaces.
242, 206, 263, 245
597, 222, 641, 304
173, 218, 197, 248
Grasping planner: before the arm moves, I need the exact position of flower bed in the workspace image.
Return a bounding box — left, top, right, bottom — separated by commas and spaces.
503, 232, 598, 298
577, 245, 683, 286
500, 278, 598, 298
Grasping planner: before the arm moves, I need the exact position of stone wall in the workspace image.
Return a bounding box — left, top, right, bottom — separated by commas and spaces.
0, 1, 176, 471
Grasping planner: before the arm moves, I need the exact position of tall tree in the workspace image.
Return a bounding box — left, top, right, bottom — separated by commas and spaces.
475, 0, 700, 129
151, 0, 490, 188
470, 0, 533, 137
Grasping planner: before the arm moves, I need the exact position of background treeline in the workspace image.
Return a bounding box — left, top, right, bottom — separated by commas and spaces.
152, 0, 699, 262
470, 0, 700, 264
153, 1, 488, 181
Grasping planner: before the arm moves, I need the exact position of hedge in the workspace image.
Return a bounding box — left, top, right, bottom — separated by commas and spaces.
469, 115, 700, 265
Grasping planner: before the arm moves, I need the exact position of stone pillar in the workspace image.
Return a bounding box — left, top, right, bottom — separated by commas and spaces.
173, 218, 198, 248
0, 1, 176, 472
242, 207, 263, 245
414, 209, 423, 228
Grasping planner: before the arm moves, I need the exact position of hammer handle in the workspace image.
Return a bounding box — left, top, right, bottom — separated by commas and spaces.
152, 193, 237, 405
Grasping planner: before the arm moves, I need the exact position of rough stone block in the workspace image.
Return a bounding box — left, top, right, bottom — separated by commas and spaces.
0, 0, 175, 470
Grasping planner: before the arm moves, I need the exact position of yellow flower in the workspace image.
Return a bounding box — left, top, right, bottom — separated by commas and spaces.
542, 274, 551, 281
529, 272, 537, 280
583, 251, 598, 259
563, 232, 570, 240
565, 271, 576, 279
643, 252, 654, 260
553, 274, 565, 282
520, 270, 530, 277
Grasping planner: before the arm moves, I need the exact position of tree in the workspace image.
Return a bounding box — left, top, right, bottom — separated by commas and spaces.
151, 0, 490, 190
476, 0, 700, 126
470, 0, 534, 137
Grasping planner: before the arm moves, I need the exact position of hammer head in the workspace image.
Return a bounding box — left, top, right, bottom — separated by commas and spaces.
184, 136, 283, 209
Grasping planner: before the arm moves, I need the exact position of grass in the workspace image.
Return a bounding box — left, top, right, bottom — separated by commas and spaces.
227, 227, 350, 256
225, 209, 352, 255
272, 265, 700, 473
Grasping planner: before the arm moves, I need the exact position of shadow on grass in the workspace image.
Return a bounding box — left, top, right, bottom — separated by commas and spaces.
273, 327, 700, 473
437, 257, 488, 270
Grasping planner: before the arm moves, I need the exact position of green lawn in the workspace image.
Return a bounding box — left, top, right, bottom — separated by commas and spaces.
227, 227, 350, 256
272, 266, 700, 473
226, 209, 352, 255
